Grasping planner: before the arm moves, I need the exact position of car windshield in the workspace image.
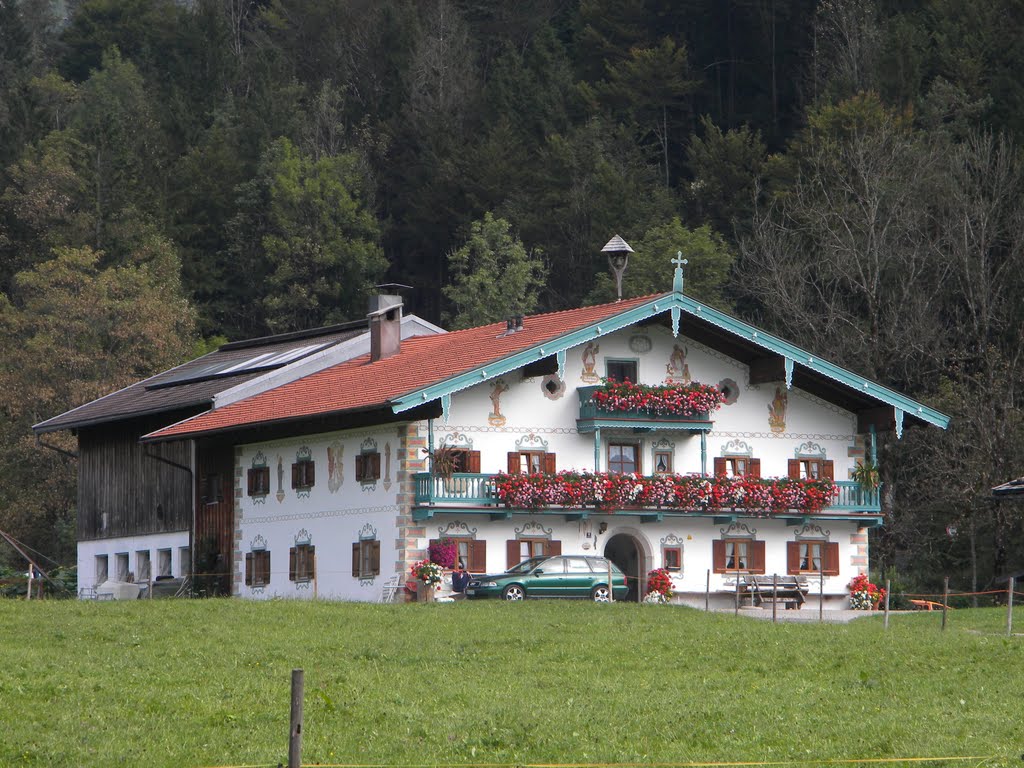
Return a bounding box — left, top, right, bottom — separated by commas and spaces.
506, 557, 546, 574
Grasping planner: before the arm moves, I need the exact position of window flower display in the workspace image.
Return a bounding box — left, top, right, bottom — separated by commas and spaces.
493, 471, 836, 516
590, 379, 726, 417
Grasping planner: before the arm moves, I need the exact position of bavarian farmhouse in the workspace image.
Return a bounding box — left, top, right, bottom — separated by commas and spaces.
35, 260, 948, 607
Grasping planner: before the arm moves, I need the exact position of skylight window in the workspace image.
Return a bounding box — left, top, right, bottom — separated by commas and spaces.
146, 342, 332, 390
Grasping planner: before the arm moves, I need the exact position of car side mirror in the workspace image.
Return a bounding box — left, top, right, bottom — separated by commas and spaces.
533, 569, 544, 575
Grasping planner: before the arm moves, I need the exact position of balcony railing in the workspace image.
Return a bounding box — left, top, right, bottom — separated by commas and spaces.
414, 474, 880, 514
576, 385, 713, 431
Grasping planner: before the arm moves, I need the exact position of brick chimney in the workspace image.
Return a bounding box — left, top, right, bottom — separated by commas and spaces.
368, 290, 404, 362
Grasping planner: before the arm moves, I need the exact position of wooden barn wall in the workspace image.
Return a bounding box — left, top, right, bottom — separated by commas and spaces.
77, 421, 192, 541
193, 442, 235, 593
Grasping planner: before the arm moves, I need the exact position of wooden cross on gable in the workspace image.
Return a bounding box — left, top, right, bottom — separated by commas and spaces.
672, 251, 687, 294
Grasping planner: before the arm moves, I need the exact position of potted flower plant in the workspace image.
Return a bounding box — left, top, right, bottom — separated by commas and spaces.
852, 462, 880, 492
411, 559, 444, 603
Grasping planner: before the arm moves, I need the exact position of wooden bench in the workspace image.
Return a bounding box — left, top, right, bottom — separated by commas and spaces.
742, 575, 810, 609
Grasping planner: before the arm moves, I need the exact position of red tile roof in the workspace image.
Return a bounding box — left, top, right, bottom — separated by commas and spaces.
145, 294, 664, 441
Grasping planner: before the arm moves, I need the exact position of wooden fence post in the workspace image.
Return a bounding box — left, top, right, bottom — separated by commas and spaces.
772, 573, 778, 624
883, 579, 891, 630
705, 569, 710, 612
734, 573, 740, 616
818, 562, 824, 623
941, 577, 949, 631
1007, 576, 1015, 637
289, 669, 304, 768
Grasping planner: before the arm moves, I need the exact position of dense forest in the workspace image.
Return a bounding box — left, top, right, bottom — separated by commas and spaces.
2, 0, 1024, 596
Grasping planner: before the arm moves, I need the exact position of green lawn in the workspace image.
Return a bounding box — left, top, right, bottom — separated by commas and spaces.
0, 600, 1019, 768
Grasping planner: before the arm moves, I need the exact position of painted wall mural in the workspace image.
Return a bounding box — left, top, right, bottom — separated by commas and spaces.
275, 455, 285, 503
580, 342, 600, 383
327, 441, 344, 493
665, 343, 691, 384
488, 380, 510, 426
768, 387, 788, 433
383, 442, 392, 491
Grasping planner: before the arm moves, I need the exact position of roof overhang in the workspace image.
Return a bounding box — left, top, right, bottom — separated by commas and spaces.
391, 291, 949, 435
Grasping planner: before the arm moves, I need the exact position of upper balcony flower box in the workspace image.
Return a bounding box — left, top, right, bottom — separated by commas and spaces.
577, 381, 724, 432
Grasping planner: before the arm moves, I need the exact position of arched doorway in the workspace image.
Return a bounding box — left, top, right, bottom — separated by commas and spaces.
604, 533, 644, 602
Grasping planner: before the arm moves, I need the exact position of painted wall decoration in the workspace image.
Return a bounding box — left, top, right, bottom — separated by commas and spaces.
721, 439, 752, 457
540, 373, 565, 400
768, 387, 787, 433
665, 343, 691, 384
580, 342, 600, 383
440, 432, 474, 449
795, 441, 827, 458
275, 455, 285, 503
515, 433, 549, 452
383, 442, 392, 491
327, 441, 344, 493
629, 330, 652, 354
488, 380, 510, 426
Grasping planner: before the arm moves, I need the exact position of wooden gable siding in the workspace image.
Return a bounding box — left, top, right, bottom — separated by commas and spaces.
194, 441, 235, 594
77, 420, 192, 541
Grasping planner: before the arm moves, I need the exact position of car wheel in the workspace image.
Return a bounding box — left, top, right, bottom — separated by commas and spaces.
502, 584, 525, 601
592, 585, 611, 602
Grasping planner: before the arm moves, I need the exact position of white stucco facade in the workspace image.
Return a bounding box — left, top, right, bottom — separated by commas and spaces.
77, 530, 191, 592
224, 323, 873, 607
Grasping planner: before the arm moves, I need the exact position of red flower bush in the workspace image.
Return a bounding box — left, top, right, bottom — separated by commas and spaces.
849, 573, 886, 610
646, 567, 674, 601
493, 471, 836, 516
590, 379, 725, 418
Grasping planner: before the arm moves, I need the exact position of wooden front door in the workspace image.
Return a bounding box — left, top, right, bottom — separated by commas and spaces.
195, 443, 235, 596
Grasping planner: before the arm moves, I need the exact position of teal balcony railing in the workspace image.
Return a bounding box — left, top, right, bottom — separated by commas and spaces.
576, 385, 713, 430
413, 474, 881, 514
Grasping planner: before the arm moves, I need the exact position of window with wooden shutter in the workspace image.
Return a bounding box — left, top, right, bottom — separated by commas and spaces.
352, 539, 382, 578
507, 451, 555, 474
292, 460, 315, 490
247, 467, 270, 496
791, 458, 834, 481
248, 550, 270, 587
717, 457, 759, 478
506, 538, 560, 568
787, 540, 839, 575
714, 538, 764, 573
356, 452, 381, 482
290, 544, 314, 583
822, 542, 839, 575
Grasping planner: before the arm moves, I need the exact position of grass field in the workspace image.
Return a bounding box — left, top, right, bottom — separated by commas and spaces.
0, 599, 1019, 768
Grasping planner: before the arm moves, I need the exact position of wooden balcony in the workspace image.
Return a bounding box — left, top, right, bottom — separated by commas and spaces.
412, 473, 881, 522
575, 386, 713, 433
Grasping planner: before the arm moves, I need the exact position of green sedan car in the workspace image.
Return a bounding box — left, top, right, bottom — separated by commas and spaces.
466, 555, 628, 601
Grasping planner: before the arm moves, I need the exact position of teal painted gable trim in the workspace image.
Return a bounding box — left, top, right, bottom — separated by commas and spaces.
669, 294, 950, 430
390, 292, 950, 430
390, 295, 670, 413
